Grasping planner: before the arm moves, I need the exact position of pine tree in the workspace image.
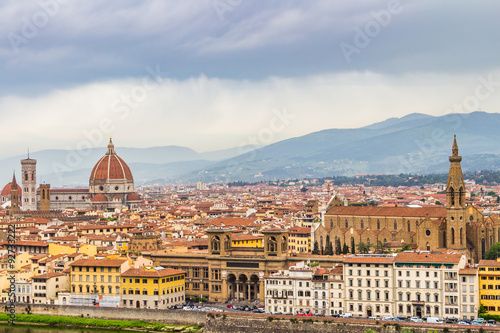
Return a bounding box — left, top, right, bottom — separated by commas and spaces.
325, 235, 331, 255
312, 241, 320, 255
342, 243, 349, 254
336, 241, 342, 255
351, 241, 356, 254
327, 241, 334, 256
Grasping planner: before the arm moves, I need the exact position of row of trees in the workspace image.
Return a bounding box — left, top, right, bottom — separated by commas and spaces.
311, 236, 411, 256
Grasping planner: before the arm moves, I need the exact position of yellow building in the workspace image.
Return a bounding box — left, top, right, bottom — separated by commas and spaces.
289, 227, 311, 253
231, 234, 263, 247
478, 258, 500, 315
69, 258, 130, 301
121, 266, 185, 309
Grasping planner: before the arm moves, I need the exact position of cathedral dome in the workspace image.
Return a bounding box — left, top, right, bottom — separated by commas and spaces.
1, 182, 21, 197
90, 139, 133, 182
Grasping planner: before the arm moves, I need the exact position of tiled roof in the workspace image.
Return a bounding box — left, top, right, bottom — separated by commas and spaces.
121, 267, 185, 277
326, 206, 446, 218
395, 252, 462, 263
70, 258, 127, 267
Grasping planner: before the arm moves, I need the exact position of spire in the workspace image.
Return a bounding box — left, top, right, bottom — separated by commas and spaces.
106, 137, 115, 155
11, 171, 17, 187
452, 134, 458, 157
449, 134, 461, 163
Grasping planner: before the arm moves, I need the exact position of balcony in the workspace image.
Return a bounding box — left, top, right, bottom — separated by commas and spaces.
411, 300, 425, 304
445, 288, 458, 293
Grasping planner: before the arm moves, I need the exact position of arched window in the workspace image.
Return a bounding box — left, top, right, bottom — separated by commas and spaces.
330, 218, 333, 228
407, 221, 411, 232
451, 228, 455, 245
459, 187, 464, 207
481, 238, 486, 259
320, 236, 323, 248
345, 219, 348, 228
394, 220, 397, 230
367, 238, 370, 245
360, 220, 364, 229
24, 172, 28, 181
450, 188, 455, 206
377, 220, 380, 230
460, 228, 463, 245
426, 242, 430, 251
351, 237, 355, 252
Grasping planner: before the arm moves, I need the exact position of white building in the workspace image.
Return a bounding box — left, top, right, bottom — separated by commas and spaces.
344, 254, 395, 317
459, 267, 478, 320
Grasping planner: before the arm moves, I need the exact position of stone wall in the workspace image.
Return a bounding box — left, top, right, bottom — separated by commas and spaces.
15, 304, 205, 326
204, 315, 498, 333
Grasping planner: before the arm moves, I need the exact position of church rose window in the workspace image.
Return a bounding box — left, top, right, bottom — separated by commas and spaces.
425, 230, 431, 236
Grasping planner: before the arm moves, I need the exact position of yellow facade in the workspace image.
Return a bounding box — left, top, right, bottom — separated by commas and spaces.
121, 269, 184, 296
48, 243, 76, 256
478, 258, 500, 315
120, 267, 185, 309
232, 237, 263, 247
69, 259, 129, 297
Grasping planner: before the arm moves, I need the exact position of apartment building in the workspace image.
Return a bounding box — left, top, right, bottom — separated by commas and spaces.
478, 258, 500, 315
393, 252, 465, 318
67, 258, 130, 306
121, 266, 186, 309
265, 262, 313, 314
344, 255, 395, 317
312, 265, 344, 316
32, 272, 69, 304
459, 267, 478, 320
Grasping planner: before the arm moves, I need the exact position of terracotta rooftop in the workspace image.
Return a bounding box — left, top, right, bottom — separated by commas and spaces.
326, 206, 446, 218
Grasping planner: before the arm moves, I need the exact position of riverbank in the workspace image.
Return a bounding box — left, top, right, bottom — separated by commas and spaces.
0, 314, 202, 332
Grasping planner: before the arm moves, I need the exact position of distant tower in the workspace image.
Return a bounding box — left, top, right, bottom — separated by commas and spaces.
445, 135, 466, 251
39, 184, 51, 211
21, 154, 37, 211
9, 172, 20, 215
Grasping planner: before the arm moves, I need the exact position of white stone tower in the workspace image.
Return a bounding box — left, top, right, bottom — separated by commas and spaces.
21, 154, 37, 211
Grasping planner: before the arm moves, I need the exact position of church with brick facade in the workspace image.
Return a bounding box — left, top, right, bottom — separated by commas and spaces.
314, 136, 500, 264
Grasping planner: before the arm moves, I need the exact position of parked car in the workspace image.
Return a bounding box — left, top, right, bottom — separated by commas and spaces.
330, 314, 340, 318
226, 304, 232, 308
426, 317, 444, 324
382, 315, 394, 321
340, 312, 353, 318
458, 321, 470, 325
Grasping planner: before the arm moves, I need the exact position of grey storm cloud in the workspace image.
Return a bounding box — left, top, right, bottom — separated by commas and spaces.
0, 0, 500, 161
1, 0, 499, 95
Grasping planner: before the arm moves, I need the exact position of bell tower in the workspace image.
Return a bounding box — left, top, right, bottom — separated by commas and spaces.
446, 135, 466, 251
9, 172, 21, 216
21, 153, 37, 211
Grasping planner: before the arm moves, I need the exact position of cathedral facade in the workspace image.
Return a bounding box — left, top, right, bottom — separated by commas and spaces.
2, 138, 141, 214
314, 136, 500, 264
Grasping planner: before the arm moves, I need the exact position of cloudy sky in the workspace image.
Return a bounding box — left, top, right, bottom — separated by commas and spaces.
1, 0, 500, 158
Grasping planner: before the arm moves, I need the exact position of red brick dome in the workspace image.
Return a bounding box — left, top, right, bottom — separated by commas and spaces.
127, 192, 141, 201
1, 182, 21, 196
89, 138, 133, 182
91, 193, 108, 202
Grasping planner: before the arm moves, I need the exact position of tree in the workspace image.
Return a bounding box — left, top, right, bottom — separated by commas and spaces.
351, 242, 356, 254
335, 240, 342, 255
485, 242, 500, 260
326, 240, 334, 256
300, 186, 308, 193
375, 240, 389, 254
356, 242, 372, 254
324, 235, 334, 255
342, 243, 349, 254
435, 200, 442, 205
312, 241, 320, 255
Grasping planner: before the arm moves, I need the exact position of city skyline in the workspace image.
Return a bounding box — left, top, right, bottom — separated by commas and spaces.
1, 1, 500, 157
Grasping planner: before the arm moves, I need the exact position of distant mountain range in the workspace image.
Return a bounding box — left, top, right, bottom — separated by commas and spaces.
2, 111, 500, 186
